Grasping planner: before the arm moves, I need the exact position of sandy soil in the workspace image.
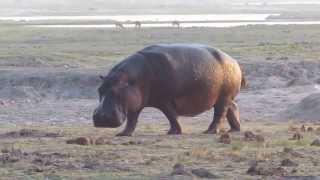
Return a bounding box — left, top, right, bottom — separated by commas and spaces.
1, 61, 320, 124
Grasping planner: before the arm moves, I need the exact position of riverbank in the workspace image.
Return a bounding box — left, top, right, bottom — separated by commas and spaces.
0, 24, 320, 179
1, 24, 320, 121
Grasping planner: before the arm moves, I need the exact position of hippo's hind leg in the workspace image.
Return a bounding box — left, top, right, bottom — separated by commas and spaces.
160, 103, 182, 135
116, 110, 141, 136
226, 101, 241, 132
204, 98, 230, 134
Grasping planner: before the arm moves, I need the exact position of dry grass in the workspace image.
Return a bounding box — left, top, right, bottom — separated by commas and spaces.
1, 121, 319, 179
1, 23, 320, 179
0, 110, 319, 180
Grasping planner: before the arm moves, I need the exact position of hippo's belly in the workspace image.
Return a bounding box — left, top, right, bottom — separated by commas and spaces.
173, 83, 220, 116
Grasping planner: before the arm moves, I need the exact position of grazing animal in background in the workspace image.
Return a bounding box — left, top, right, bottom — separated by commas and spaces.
93, 44, 246, 136
133, 21, 142, 29
114, 22, 125, 30
172, 20, 181, 28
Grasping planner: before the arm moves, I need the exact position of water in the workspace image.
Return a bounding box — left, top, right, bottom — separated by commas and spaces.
2, 14, 320, 29
0, 14, 277, 22
232, 1, 320, 6
30, 21, 320, 28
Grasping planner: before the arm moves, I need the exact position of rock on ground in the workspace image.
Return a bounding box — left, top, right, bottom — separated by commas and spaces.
282, 93, 320, 121
311, 139, 320, 146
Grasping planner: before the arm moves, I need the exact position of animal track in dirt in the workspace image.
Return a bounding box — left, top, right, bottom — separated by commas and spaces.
0, 148, 22, 164
0, 147, 69, 168
30, 152, 69, 167
0, 129, 63, 138
0, 146, 132, 174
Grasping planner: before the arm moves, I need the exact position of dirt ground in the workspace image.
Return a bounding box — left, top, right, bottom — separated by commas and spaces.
0, 122, 320, 179
0, 25, 320, 179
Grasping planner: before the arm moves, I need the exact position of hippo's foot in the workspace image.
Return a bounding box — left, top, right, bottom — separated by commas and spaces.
167, 128, 182, 135
203, 129, 218, 134
116, 132, 133, 137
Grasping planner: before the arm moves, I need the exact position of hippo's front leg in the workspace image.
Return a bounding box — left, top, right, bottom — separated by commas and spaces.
116, 110, 141, 136
160, 103, 182, 135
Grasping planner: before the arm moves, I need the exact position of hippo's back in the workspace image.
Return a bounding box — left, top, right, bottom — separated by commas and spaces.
141, 44, 242, 116
141, 43, 226, 65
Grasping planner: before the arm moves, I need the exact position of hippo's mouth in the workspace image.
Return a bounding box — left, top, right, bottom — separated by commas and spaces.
93, 110, 126, 128
92, 104, 127, 128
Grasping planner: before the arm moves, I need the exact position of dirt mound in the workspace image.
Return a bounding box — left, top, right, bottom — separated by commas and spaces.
243, 131, 265, 143
0, 69, 101, 99
219, 133, 231, 144
170, 163, 219, 179
191, 168, 219, 178
241, 61, 320, 90
1, 60, 320, 101
281, 159, 299, 167
247, 162, 287, 176
281, 93, 320, 121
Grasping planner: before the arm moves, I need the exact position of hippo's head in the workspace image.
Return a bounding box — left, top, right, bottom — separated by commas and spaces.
93, 73, 143, 128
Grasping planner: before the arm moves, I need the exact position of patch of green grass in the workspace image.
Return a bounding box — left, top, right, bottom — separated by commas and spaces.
270, 136, 312, 148
1, 24, 320, 69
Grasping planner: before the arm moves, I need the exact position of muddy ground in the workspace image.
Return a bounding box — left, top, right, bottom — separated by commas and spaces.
0, 25, 320, 179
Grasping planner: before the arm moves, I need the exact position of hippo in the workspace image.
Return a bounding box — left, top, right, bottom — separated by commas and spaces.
93, 44, 246, 136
